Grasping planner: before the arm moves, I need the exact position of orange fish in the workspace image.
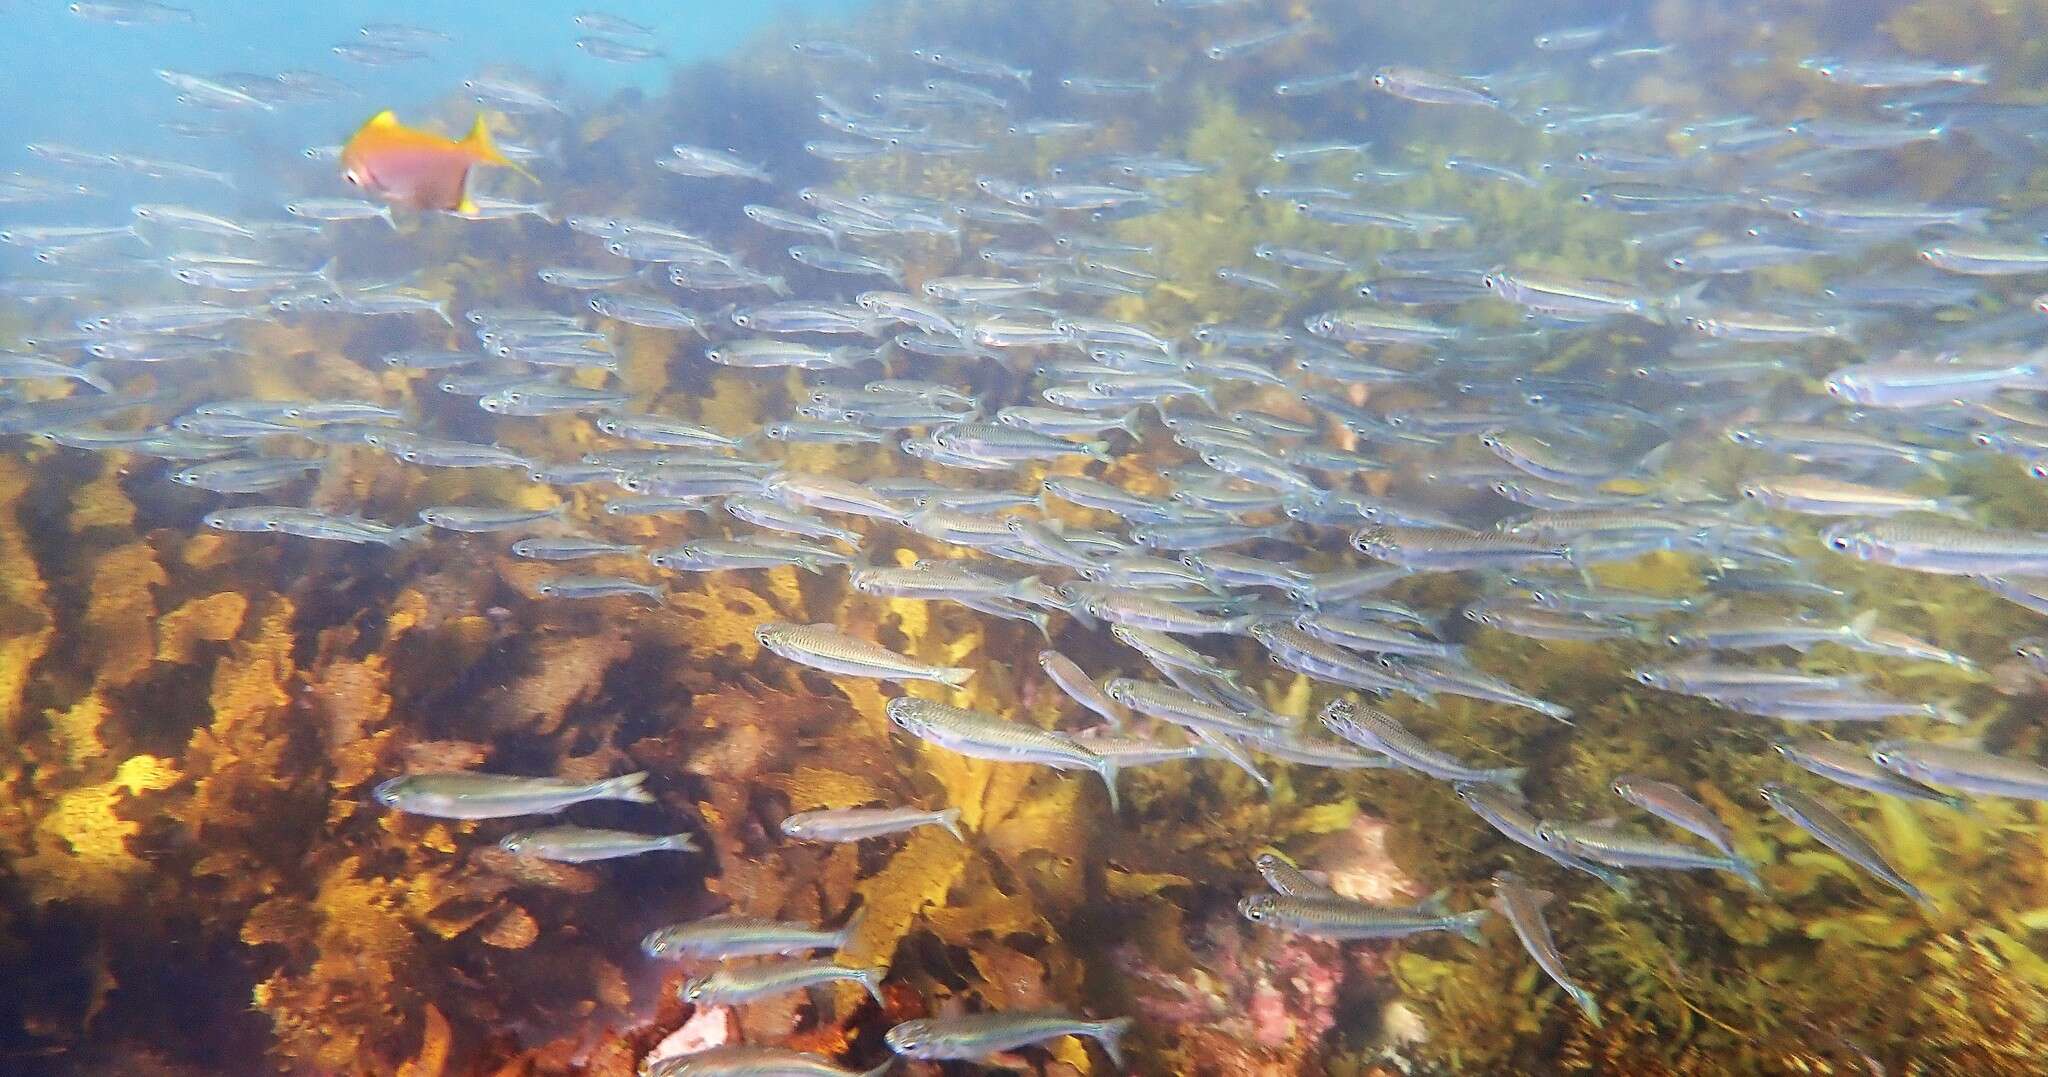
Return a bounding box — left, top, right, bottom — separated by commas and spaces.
340, 110, 535, 214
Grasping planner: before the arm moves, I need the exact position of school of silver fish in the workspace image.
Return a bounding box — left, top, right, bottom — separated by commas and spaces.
17, 1, 2048, 1070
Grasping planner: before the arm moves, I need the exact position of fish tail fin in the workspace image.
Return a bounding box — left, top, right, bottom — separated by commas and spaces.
463, 113, 539, 184
1932, 496, 1975, 522
937, 807, 965, 840
313, 257, 339, 289
80, 366, 115, 394
1732, 857, 1765, 892
1026, 608, 1054, 642
598, 770, 656, 805
1449, 909, 1490, 944
1095, 759, 1122, 813
855, 966, 887, 1005
1117, 407, 1144, 438
1417, 888, 1452, 917
1633, 439, 1674, 477
1092, 1016, 1135, 1069
1566, 984, 1604, 1026
664, 832, 699, 853
1083, 439, 1111, 461
392, 523, 432, 544
936, 666, 975, 687
1658, 279, 1711, 322
1491, 766, 1528, 789
767, 274, 793, 297
835, 905, 868, 948
859, 1063, 894, 1077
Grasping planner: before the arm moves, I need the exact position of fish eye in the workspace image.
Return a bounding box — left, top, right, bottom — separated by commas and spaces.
1826, 535, 1849, 550
262, 519, 281, 531
1612, 781, 1628, 797
1872, 751, 1893, 766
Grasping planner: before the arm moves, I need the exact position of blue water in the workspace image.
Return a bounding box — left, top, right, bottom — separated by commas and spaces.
1, 1, 867, 180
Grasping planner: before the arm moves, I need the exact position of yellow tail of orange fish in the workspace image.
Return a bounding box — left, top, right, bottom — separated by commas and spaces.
461, 114, 538, 185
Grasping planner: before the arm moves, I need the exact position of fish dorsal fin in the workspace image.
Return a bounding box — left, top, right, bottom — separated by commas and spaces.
369, 110, 401, 129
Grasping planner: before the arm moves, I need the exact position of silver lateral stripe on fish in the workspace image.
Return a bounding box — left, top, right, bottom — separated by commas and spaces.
1870, 740, 2048, 801
1320, 700, 1525, 787
646, 1046, 890, 1077
1238, 890, 1489, 942
885, 697, 1119, 811
1535, 818, 1747, 884
1492, 872, 1602, 1025
1820, 520, 2048, 576
680, 958, 885, 1006
1609, 775, 1761, 887
641, 914, 858, 960
372, 770, 655, 819
756, 621, 973, 684
1759, 782, 1933, 907
780, 806, 964, 842
1772, 740, 1964, 808
497, 825, 696, 862
885, 1012, 1133, 1068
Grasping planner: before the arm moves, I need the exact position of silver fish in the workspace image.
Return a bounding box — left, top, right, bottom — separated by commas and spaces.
1238, 891, 1488, 942
1491, 872, 1602, 1025
373, 771, 654, 819
1871, 740, 2048, 801
757, 622, 972, 685
498, 825, 695, 862
780, 806, 964, 842
885, 1013, 1131, 1068
681, 958, 882, 1013
885, 697, 1117, 810
1759, 783, 1933, 908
